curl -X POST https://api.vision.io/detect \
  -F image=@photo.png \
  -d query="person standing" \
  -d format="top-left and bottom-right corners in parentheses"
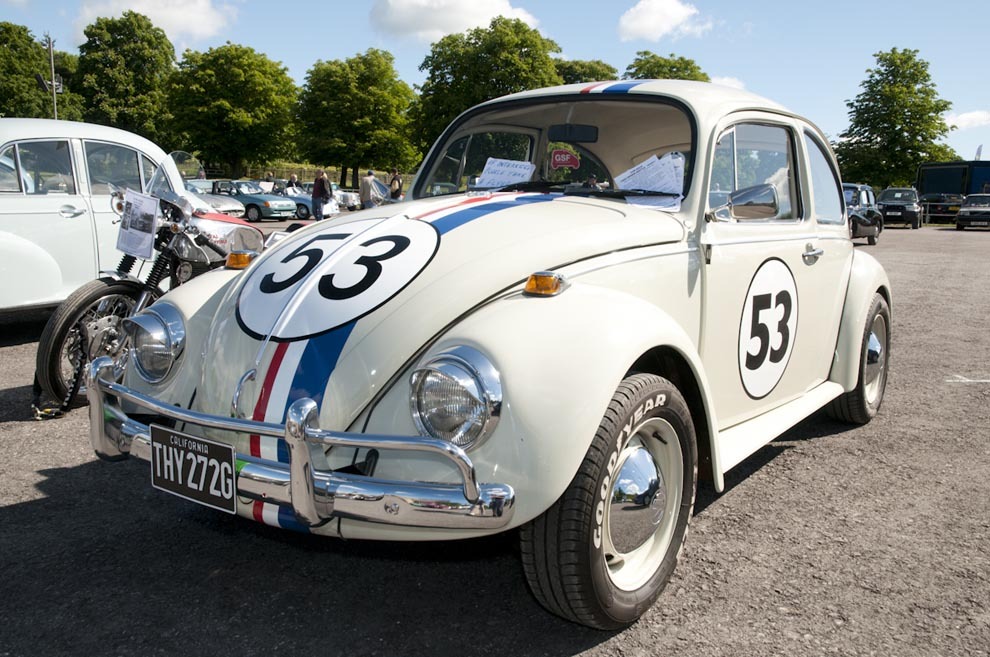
top-left (360, 170), bottom-right (380, 210)
top-left (312, 170), bottom-right (331, 221)
top-left (388, 168), bottom-right (403, 201)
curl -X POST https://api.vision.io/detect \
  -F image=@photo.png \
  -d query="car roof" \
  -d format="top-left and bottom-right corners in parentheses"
top-left (0, 118), bottom-right (169, 161)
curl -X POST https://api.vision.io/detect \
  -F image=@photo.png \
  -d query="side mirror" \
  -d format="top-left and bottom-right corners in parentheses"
top-left (707, 183), bottom-right (779, 222)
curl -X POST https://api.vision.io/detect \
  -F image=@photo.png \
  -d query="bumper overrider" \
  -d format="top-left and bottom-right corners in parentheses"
top-left (87, 356), bottom-right (515, 531)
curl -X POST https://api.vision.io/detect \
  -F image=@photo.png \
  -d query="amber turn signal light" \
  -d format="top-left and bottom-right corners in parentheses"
top-left (524, 271), bottom-right (569, 297)
top-left (226, 250), bottom-right (258, 270)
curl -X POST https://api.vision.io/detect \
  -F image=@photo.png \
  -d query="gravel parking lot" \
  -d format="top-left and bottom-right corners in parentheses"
top-left (1, 225), bottom-right (987, 657)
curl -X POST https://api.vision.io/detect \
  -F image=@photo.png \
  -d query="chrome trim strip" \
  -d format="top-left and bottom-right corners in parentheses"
top-left (87, 357), bottom-right (514, 531)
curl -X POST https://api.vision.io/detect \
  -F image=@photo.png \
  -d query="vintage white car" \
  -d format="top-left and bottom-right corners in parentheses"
top-left (88, 80), bottom-right (891, 630)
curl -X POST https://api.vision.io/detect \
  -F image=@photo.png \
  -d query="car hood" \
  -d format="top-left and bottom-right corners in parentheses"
top-left (194, 192), bottom-right (685, 429)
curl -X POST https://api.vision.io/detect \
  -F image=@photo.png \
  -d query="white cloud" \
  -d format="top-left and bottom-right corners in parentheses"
top-left (370, 0), bottom-right (538, 43)
top-left (946, 111), bottom-right (990, 131)
top-left (74, 0), bottom-right (236, 46)
top-left (617, 0), bottom-right (712, 43)
top-left (711, 76), bottom-right (745, 89)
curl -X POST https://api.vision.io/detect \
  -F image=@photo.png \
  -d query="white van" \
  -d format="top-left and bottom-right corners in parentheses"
top-left (0, 119), bottom-right (181, 312)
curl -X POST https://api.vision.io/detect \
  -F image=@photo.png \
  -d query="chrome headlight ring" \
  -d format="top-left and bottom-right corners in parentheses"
top-left (124, 303), bottom-right (186, 384)
top-left (409, 346), bottom-right (502, 450)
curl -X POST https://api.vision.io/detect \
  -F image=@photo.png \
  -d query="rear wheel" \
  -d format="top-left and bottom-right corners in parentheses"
top-left (295, 203), bottom-right (310, 219)
top-left (36, 278), bottom-right (148, 407)
top-left (868, 234), bottom-right (877, 245)
top-left (520, 373), bottom-right (697, 629)
top-left (826, 293), bottom-right (890, 424)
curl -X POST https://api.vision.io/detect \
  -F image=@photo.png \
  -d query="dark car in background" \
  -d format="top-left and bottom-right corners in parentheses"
top-left (843, 182), bottom-right (882, 244)
top-left (955, 194), bottom-right (990, 230)
top-left (877, 187), bottom-right (922, 229)
top-left (920, 192), bottom-right (964, 224)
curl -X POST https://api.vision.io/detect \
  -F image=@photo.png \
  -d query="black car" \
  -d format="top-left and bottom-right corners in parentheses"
top-left (920, 192), bottom-right (964, 224)
top-left (877, 187), bottom-right (922, 229)
top-left (955, 194), bottom-right (990, 230)
top-left (843, 182), bottom-right (882, 244)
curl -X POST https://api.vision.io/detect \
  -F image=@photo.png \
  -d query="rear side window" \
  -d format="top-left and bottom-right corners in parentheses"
top-left (85, 141), bottom-right (141, 195)
top-left (804, 133), bottom-right (843, 225)
top-left (18, 141), bottom-right (76, 195)
top-left (0, 145), bottom-right (22, 193)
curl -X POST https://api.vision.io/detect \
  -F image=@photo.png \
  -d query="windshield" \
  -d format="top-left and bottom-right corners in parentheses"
top-left (878, 189), bottom-right (917, 203)
top-left (236, 182), bottom-right (264, 195)
top-left (416, 97), bottom-right (693, 200)
top-left (963, 194), bottom-right (990, 207)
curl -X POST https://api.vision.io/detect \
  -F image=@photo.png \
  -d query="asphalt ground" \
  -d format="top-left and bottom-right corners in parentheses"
top-left (0, 224), bottom-right (987, 657)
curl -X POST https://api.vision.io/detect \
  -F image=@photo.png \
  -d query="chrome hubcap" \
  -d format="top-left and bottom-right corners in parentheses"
top-left (602, 417), bottom-right (683, 591)
top-left (864, 313), bottom-right (888, 404)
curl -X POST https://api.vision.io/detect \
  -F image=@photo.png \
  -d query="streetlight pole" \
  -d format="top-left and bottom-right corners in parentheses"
top-left (44, 33), bottom-right (57, 120)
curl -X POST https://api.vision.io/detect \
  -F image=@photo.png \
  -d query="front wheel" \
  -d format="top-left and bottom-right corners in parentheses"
top-left (520, 373), bottom-right (697, 629)
top-left (245, 205), bottom-right (262, 222)
top-left (826, 293), bottom-right (890, 424)
top-left (911, 216), bottom-right (920, 229)
top-left (35, 278), bottom-right (148, 407)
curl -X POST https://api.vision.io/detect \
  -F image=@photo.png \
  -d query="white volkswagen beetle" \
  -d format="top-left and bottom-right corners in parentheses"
top-left (88, 80), bottom-right (890, 630)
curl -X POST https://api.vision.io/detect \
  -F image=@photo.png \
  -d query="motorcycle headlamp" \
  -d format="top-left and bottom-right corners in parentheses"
top-left (409, 346), bottom-right (502, 450)
top-left (124, 303), bottom-right (186, 383)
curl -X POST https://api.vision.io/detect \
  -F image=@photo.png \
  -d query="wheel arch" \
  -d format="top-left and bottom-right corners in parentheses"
top-left (830, 249), bottom-right (892, 391)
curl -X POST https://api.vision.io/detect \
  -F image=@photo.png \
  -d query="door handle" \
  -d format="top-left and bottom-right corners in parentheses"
top-left (59, 205), bottom-right (87, 218)
top-left (802, 244), bottom-right (824, 262)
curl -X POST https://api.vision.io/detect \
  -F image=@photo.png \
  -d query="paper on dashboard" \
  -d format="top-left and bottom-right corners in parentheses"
top-left (615, 152), bottom-right (684, 210)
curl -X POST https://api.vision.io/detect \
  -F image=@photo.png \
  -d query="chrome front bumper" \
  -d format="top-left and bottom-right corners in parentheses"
top-left (87, 357), bottom-right (514, 531)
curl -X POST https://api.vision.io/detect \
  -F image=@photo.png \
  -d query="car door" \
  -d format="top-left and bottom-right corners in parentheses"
top-left (84, 140), bottom-right (160, 272)
top-left (699, 119), bottom-right (846, 430)
top-left (0, 139), bottom-right (97, 309)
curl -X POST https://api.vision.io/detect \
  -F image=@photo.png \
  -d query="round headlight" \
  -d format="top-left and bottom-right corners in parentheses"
top-left (124, 304), bottom-right (186, 383)
top-left (409, 346), bottom-right (501, 449)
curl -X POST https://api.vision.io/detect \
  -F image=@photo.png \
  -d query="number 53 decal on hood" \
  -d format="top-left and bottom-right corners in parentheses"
top-left (236, 216), bottom-right (440, 342)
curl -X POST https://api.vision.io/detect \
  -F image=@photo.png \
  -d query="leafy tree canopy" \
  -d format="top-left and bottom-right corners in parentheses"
top-left (623, 51), bottom-right (709, 81)
top-left (298, 48), bottom-right (417, 185)
top-left (555, 59), bottom-right (618, 84)
top-left (413, 17), bottom-right (562, 152)
top-left (0, 23), bottom-right (84, 120)
top-left (834, 48), bottom-right (958, 188)
top-left (169, 43), bottom-right (298, 177)
top-left (77, 11), bottom-right (174, 143)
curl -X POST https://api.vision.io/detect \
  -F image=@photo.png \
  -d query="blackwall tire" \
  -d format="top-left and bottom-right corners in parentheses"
top-left (868, 234), bottom-right (877, 246)
top-left (826, 293), bottom-right (891, 424)
top-left (296, 204), bottom-right (310, 220)
top-left (35, 278), bottom-right (146, 407)
top-left (245, 205), bottom-right (261, 222)
top-left (520, 373), bottom-right (697, 629)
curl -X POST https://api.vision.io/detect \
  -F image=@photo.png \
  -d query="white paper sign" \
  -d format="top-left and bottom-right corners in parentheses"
top-left (116, 189), bottom-right (159, 260)
top-left (614, 152), bottom-right (685, 210)
top-left (475, 158), bottom-right (536, 188)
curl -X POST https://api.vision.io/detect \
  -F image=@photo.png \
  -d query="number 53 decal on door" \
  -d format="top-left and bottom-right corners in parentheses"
top-left (738, 258), bottom-right (798, 399)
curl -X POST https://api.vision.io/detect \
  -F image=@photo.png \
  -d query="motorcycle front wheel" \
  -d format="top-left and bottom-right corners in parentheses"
top-left (35, 278), bottom-right (152, 407)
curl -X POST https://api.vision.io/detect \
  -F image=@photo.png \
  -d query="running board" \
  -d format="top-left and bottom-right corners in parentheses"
top-left (716, 382), bottom-right (844, 473)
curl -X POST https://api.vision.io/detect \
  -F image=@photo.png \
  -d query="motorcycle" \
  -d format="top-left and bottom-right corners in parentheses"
top-left (32, 152), bottom-right (264, 417)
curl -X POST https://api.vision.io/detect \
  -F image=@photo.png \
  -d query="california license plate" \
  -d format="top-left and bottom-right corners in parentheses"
top-left (151, 425), bottom-right (236, 514)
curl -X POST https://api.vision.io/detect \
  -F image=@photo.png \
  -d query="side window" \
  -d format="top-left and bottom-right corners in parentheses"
top-left (0, 145), bottom-right (22, 193)
top-left (141, 155), bottom-right (159, 191)
top-left (18, 140), bottom-right (76, 195)
top-left (859, 190), bottom-right (869, 207)
top-left (85, 141), bottom-right (141, 195)
top-left (803, 133), bottom-right (843, 225)
top-left (710, 124), bottom-right (796, 220)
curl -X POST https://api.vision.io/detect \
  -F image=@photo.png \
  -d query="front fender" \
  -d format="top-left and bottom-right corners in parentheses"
top-left (364, 282), bottom-right (717, 532)
top-left (830, 249), bottom-right (891, 391)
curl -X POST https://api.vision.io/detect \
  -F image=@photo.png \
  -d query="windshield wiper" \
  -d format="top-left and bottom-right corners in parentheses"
top-left (492, 181), bottom-right (568, 193)
top-left (568, 187), bottom-right (681, 199)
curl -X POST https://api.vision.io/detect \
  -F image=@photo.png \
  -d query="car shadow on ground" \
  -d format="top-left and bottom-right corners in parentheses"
top-left (0, 459), bottom-right (617, 656)
top-left (0, 313), bottom-right (49, 347)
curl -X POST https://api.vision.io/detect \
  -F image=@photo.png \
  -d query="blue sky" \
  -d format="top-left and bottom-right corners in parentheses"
top-left (6, 0), bottom-right (988, 161)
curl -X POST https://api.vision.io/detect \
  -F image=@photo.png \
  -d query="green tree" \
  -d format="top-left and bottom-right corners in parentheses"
top-left (555, 58), bottom-right (618, 84)
top-left (834, 48), bottom-right (958, 188)
top-left (298, 49), bottom-right (417, 187)
top-left (169, 44), bottom-right (297, 177)
top-left (0, 23), bottom-right (83, 120)
top-left (413, 17), bottom-right (563, 152)
top-left (623, 51), bottom-right (710, 81)
top-left (77, 12), bottom-right (175, 143)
